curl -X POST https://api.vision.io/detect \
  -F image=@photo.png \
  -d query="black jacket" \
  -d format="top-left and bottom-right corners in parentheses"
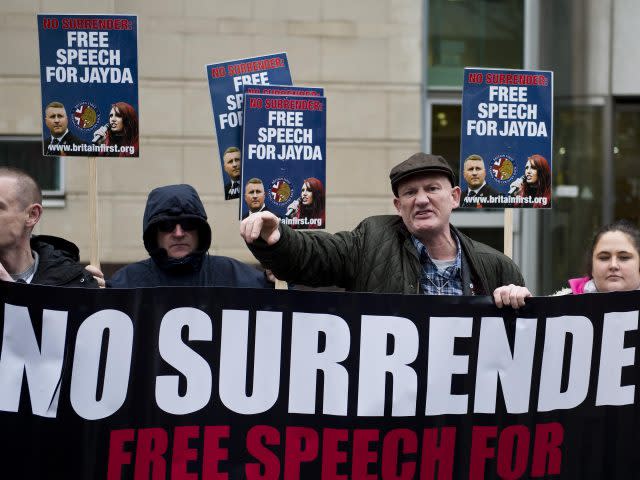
top-left (248, 215), bottom-right (523, 294)
top-left (224, 180), bottom-right (240, 200)
top-left (109, 184), bottom-right (270, 288)
top-left (30, 235), bottom-right (98, 287)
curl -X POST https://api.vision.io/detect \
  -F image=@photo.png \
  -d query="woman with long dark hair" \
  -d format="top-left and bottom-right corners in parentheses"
top-left (518, 154), bottom-right (551, 208)
top-left (94, 102), bottom-right (139, 156)
top-left (291, 177), bottom-right (325, 229)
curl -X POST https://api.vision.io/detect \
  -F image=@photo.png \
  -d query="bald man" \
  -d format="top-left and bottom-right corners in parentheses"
top-left (0, 167), bottom-right (98, 286)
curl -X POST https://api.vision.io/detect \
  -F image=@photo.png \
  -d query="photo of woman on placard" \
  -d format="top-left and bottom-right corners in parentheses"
top-left (93, 102), bottom-right (139, 157)
top-left (286, 177), bottom-right (325, 229)
top-left (510, 154), bottom-right (551, 208)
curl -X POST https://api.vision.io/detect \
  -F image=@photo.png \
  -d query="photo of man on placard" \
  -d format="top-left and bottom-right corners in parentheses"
top-left (460, 154), bottom-right (501, 208)
top-left (43, 101), bottom-right (84, 156)
top-left (223, 146), bottom-right (241, 200)
top-left (242, 178), bottom-right (269, 219)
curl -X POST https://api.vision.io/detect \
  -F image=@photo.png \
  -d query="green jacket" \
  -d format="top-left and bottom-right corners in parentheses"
top-left (248, 215), bottom-right (524, 294)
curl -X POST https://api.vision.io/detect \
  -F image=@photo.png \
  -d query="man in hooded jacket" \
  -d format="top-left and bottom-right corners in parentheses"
top-left (108, 184), bottom-right (271, 288)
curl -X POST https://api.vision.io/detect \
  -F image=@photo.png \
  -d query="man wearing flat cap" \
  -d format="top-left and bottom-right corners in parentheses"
top-left (240, 153), bottom-right (530, 307)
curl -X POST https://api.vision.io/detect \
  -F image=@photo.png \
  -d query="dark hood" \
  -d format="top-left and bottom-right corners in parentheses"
top-left (31, 234), bottom-right (81, 261)
top-left (142, 184), bottom-right (212, 255)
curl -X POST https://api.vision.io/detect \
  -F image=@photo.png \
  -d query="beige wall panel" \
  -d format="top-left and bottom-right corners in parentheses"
top-left (183, 83), bottom-right (219, 137)
top-left (612, 0), bottom-right (638, 94)
top-left (99, 195), bottom-right (148, 262)
top-left (326, 143), bottom-right (390, 196)
top-left (327, 89), bottom-right (388, 140)
top-left (115, 0), bottom-right (182, 17)
top-left (0, 1), bottom-right (39, 13)
top-left (1, 13), bottom-right (39, 30)
top-left (64, 158), bottom-right (89, 192)
top-left (0, 27), bottom-right (38, 76)
top-left (139, 31), bottom-right (184, 79)
top-left (251, 36), bottom-right (322, 82)
top-left (390, 0), bottom-right (422, 25)
top-left (97, 143), bottom-right (183, 193)
top-left (288, 21), bottom-right (356, 38)
top-left (583, 0), bottom-right (610, 95)
top-left (0, 81), bottom-right (41, 133)
top-left (321, 37), bottom-right (389, 82)
top-left (140, 86), bottom-right (183, 136)
top-left (218, 19), bottom-right (287, 36)
top-left (183, 33), bottom-right (254, 79)
top-left (388, 35), bottom-right (421, 83)
top-left (388, 91), bottom-right (421, 140)
top-left (356, 23), bottom-right (399, 38)
top-left (183, 143), bottom-right (222, 196)
top-left (40, 1), bottom-right (106, 12)
top-left (184, 0), bottom-right (252, 19)
top-left (322, 0), bottom-right (389, 23)
top-left (254, 0), bottom-right (322, 22)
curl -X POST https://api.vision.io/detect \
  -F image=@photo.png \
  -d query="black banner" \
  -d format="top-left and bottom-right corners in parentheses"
top-left (1, 282), bottom-right (639, 479)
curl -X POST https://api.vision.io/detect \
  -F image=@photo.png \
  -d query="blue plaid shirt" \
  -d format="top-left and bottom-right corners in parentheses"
top-left (412, 234), bottom-right (463, 295)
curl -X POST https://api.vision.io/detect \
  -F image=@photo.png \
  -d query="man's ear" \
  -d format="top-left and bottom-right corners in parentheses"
top-left (393, 197), bottom-right (401, 214)
top-left (451, 186), bottom-right (461, 209)
top-left (25, 203), bottom-right (43, 228)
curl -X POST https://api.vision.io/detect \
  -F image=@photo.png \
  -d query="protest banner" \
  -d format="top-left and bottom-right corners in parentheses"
top-left (38, 14), bottom-right (139, 158)
top-left (205, 54), bottom-right (293, 200)
top-left (1, 282), bottom-right (640, 478)
top-left (459, 68), bottom-right (553, 210)
top-left (241, 93), bottom-right (326, 228)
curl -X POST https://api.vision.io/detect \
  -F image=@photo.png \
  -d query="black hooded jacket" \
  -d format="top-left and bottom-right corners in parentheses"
top-left (30, 235), bottom-right (98, 287)
top-left (108, 184), bottom-right (271, 288)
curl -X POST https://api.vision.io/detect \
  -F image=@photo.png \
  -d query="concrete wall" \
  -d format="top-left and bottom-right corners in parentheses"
top-left (612, 0), bottom-right (640, 95)
top-left (0, 0), bottom-right (423, 264)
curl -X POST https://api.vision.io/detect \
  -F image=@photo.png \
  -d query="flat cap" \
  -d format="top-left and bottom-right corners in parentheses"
top-left (389, 153), bottom-right (455, 196)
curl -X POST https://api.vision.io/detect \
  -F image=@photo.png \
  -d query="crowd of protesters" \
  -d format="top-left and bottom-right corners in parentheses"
top-left (3, 154), bottom-right (639, 303)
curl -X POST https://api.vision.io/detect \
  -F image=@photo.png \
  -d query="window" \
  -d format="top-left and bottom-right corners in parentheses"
top-left (538, 103), bottom-right (604, 294)
top-left (427, 0), bottom-right (524, 88)
top-left (613, 101), bottom-right (640, 224)
top-left (0, 136), bottom-right (63, 196)
top-left (430, 103), bottom-right (462, 179)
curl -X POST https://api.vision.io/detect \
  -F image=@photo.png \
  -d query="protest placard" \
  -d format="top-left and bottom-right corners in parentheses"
top-left (241, 93), bottom-right (326, 228)
top-left (2, 282), bottom-right (640, 478)
top-left (243, 84), bottom-right (324, 97)
top-left (205, 54), bottom-right (292, 200)
top-left (38, 14), bottom-right (139, 158)
top-left (459, 68), bottom-right (553, 209)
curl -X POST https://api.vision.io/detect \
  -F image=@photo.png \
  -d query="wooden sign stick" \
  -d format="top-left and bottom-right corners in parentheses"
top-left (88, 157), bottom-right (100, 268)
